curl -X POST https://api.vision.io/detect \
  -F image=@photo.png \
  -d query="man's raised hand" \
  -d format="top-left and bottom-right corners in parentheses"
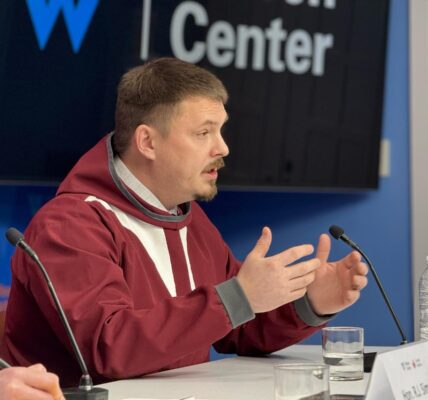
top-left (237, 227), bottom-right (320, 313)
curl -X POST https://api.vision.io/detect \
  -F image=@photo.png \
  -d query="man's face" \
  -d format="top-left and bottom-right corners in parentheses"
top-left (153, 96), bottom-right (229, 206)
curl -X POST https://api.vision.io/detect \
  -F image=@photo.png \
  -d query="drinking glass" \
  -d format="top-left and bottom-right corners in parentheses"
top-left (274, 363), bottom-right (330, 400)
top-left (322, 326), bottom-right (364, 381)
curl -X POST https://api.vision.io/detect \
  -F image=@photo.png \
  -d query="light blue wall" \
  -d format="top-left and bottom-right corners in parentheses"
top-left (0, 0), bottom-right (410, 347)
top-left (204, 0), bottom-right (411, 347)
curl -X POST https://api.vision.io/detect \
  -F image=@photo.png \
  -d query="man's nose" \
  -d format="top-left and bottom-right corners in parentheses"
top-left (214, 134), bottom-right (229, 158)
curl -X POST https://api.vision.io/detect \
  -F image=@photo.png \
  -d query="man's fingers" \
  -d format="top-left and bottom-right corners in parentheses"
top-left (28, 363), bottom-right (48, 373)
top-left (355, 260), bottom-right (369, 275)
top-left (352, 275), bottom-right (368, 291)
top-left (315, 233), bottom-right (331, 263)
top-left (273, 244), bottom-right (314, 266)
top-left (285, 258), bottom-right (320, 280)
top-left (340, 251), bottom-right (363, 270)
top-left (287, 287), bottom-right (308, 302)
top-left (250, 227), bottom-right (272, 258)
top-left (345, 288), bottom-right (361, 304)
top-left (22, 369), bottom-right (63, 400)
top-left (4, 382), bottom-right (55, 400)
top-left (288, 271), bottom-right (317, 292)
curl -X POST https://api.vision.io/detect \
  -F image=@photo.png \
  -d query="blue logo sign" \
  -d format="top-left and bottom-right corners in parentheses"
top-left (26, 0), bottom-right (100, 53)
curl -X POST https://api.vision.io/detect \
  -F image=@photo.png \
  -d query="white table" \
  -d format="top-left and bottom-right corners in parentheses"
top-left (98, 345), bottom-right (389, 399)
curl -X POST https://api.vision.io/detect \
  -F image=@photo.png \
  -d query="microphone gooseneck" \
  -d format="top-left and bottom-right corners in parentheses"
top-left (0, 358), bottom-right (11, 369)
top-left (328, 225), bottom-right (407, 345)
top-left (5, 227), bottom-right (108, 400)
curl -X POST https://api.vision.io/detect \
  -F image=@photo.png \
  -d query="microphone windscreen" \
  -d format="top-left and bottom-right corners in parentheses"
top-left (329, 225), bottom-right (344, 240)
top-left (5, 227), bottom-right (24, 247)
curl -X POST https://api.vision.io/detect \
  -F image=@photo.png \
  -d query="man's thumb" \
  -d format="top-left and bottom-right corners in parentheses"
top-left (251, 227), bottom-right (272, 258)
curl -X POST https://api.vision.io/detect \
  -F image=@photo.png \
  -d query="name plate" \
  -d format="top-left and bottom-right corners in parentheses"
top-left (366, 341), bottom-right (428, 400)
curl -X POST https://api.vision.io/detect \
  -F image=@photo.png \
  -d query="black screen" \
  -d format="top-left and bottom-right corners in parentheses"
top-left (0, 0), bottom-right (389, 189)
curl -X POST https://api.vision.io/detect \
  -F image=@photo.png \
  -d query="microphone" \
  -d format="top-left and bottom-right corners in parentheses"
top-left (5, 227), bottom-right (108, 400)
top-left (329, 225), bottom-right (407, 345)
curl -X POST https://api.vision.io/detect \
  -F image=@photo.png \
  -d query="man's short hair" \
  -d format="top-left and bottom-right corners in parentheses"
top-left (113, 57), bottom-right (228, 155)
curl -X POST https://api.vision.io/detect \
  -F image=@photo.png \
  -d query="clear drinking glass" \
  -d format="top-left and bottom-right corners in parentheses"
top-left (322, 326), bottom-right (364, 381)
top-left (274, 363), bottom-right (330, 400)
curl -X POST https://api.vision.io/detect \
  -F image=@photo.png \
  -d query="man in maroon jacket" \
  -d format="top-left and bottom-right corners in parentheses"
top-left (1, 58), bottom-right (368, 386)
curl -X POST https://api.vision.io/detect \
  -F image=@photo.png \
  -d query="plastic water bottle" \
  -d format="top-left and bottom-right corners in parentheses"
top-left (420, 256), bottom-right (428, 340)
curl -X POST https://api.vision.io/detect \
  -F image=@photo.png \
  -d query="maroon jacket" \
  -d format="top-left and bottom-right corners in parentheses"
top-left (1, 134), bottom-right (324, 386)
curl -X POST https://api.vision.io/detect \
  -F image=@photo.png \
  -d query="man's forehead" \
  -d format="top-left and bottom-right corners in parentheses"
top-left (199, 113), bottom-right (229, 126)
top-left (175, 96), bottom-right (228, 124)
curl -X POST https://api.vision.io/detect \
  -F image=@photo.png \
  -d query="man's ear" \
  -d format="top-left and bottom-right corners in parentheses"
top-left (134, 124), bottom-right (156, 160)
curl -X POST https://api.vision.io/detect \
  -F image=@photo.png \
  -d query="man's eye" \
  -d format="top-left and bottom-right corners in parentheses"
top-left (198, 131), bottom-right (209, 136)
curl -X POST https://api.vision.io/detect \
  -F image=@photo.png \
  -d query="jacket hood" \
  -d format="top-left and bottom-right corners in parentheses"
top-left (57, 133), bottom-right (192, 230)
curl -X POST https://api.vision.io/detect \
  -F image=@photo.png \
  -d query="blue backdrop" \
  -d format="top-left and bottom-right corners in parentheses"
top-left (0, 0), bottom-right (410, 348)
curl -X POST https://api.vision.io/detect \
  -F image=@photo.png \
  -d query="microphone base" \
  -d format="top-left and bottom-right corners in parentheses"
top-left (63, 387), bottom-right (108, 400)
top-left (363, 351), bottom-right (376, 373)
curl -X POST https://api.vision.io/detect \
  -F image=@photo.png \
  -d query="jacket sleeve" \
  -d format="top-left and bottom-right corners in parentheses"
top-left (13, 199), bottom-right (237, 381)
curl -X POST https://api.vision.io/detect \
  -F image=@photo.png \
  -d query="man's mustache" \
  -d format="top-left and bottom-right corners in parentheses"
top-left (206, 158), bottom-right (225, 171)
